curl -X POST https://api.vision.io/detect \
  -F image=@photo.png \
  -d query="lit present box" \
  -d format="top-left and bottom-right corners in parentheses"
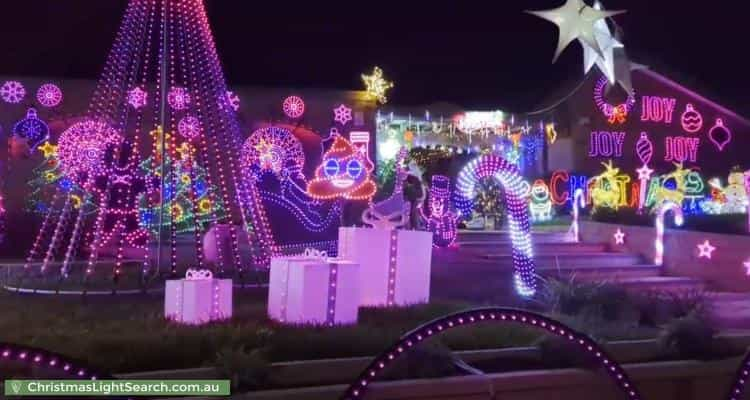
top-left (165, 269), bottom-right (233, 325)
top-left (338, 227), bottom-right (432, 307)
top-left (268, 250), bottom-right (360, 326)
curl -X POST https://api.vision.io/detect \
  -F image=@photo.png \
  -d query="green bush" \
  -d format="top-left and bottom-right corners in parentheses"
top-left (658, 313), bottom-right (717, 360)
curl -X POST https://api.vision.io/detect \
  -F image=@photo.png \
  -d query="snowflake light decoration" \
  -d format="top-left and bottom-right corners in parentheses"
top-left (57, 120), bottom-right (123, 180)
top-left (283, 95), bottom-right (305, 119)
top-left (333, 104), bottom-right (353, 125)
top-left (178, 116), bottom-right (202, 140)
top-left (1, 80), bottom-right (26, 104)
top-left (36, 83), bottom-right (63, 107)
top-left (361, 66), bottom-right (394, 104)
top-left (13, 108), bottom-right (50, 151)
top-left (167, 87), bottom-right (191, 110)
top-left (225, 90), bottom-right (240, 111)
top-left (242, 126), bottom-right (305, 177)
top-left (127, 86), bottom-right (147, 109)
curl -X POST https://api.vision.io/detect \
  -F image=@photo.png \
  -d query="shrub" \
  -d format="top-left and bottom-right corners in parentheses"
top-left (658, 313), bottom-right (717, 360)
top-left (214, 346), bottom-right (270, 391)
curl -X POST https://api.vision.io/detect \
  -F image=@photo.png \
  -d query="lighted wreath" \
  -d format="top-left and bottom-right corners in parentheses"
top-left (594, 76), bottom-right (636, 125)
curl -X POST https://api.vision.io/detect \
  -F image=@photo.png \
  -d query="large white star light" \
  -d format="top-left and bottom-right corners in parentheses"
top-left (582, 1), bottom-right (624, 85)
top-left (527, 0), bottom-right (626, 62)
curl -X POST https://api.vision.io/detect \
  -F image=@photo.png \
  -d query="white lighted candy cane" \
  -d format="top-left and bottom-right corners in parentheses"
top-left (654, 201), bottom-right (684, 266)
top-left (570, 189), bottom-right (586, 243)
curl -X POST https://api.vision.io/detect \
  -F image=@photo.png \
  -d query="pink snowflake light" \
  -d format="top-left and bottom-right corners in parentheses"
top-left (333, 104), bottom-right (353, 125)
top-left (178, 116), bottom-right (202, 140)
top-left (167, 87), bottom-right (191, 110)
top-left (36, 84), bottom-right (63, 107)
top-left (1, 81), bottom-right (26, 104)
top-left (283, 95), bottom-right (305, 119)
top-left (127, 87), bottom-right (147, 109)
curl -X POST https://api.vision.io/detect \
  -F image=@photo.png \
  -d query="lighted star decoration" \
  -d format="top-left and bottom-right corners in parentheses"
top-left (38, 141), bottom-right (58, 158)
top-left (697, 240), bottom-right (716, 259)
top-left (744, 259), bottom-right (750, 276)
top-left (613, 228), bottom-right (625, 245)
top-left (333, 104), bottom-right (353, 125)
top-left (361, 66), bottom-right (394, 104)
top-left (581, 1), bottom-right (626, 86)
top-left (527, 0), bottom-right (626, 63)
top-left (636, 165), bottom-right (654, 181)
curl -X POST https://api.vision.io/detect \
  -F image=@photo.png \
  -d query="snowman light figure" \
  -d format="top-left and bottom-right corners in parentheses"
top-left (529, 179), bottom-right (553, 222)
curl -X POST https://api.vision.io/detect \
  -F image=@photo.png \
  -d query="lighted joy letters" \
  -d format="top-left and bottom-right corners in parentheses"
top-left (664, 137), bottom-right (699, 163)
top-left (589, 131), bottom-right (625, 157)
top-left (641, 96), bottom-right (676, 124)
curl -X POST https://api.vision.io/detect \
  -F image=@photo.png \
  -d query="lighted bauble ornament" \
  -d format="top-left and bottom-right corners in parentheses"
top-left (57, 120), bottom-right (123, 180)
top-left (178, 115), bottom-right (202, 140)
top-left (635, 132), bottom-right (654, 165)
top-left (282, 95), bottom-right (305, 119)
top-left (167, 87), bottom-right (191, 110)
top-left (681, 104), bottom-right (703, 133)
top-left (708, 118), bottom-right (732, 151)
top-left (12, 108), bottom-right (50, 153)
top-left (36, 83), bottom-right (63, 107)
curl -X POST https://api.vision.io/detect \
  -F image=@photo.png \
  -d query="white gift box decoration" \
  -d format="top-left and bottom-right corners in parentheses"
top-left (338, 227), bottom-right (432, 307)
top-left (268, 249), bottom-right (360, 326)
top-left (165, 269), bottom-right (233, 325)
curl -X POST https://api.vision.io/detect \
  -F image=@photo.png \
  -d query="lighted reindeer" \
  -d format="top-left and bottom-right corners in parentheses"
top-left (651, 163), bottom-right (689, 211)
top-left (590, 161), bottom-right (630, 212)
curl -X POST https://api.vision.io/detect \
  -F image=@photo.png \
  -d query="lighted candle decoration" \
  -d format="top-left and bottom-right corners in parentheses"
top-left (654, 201), bottom-right (684, 266)
top-left (635, 132), bottom-right (653, 211)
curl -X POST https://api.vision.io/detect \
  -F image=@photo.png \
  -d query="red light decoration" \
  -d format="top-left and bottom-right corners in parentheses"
top-left (306, 135), bottom-right (375, 201)
top-left (549, 170), bottom-right (570, 205)
top-left (594, 76), bottom-right (635, 125)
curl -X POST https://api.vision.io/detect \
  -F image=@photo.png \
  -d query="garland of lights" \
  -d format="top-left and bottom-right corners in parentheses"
top-left (0, 342), bottom-right (112, 380)
top-left (340, 308), bottom-right (642, 400)
top-left (454, 155), bottom-right (536, 296)
top-left (727, 351), bottom-right (750, 400)
top-left (594, 76), bottom-right (636, 124)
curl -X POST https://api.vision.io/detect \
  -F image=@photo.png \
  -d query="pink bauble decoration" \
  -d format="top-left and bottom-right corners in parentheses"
top-left (167, 87), bottom-right (191, 110)
top-left (1, 81), bottom-right (26, 104)
top-left (282, 95), bottom-right (305, 119)
top-left (178, 116), bottom-right (202, 140)
top-left (681, 104), bottom-right (703, 133)
top-left (36, 84), bottom-right (63, 107)
top-left (127, 87), bottom-right (148, 109)
top-left (708, 118), bottom-right (732, 151)
top-left (57, 120), bottom-right (122, 180)
top-left (635, 132), bottom-right (654, 165)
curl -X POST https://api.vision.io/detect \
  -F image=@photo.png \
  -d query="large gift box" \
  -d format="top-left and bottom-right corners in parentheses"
top-left (268, 250), bottom-right (360, 325)
top-left (165, 269), bottom-right (233, 325)
top-left (338, 227), bottom-right (432, 307)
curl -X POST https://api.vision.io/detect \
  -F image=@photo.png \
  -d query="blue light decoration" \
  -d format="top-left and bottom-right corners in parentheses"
top-left (569, 174), bottom-right (588, 206)
top-left (346, 159), bottom-right (363, 179)
top-left (454, 155), bottom-right (536, 297)
top-left (324, 159), bottom-right (340, 178)
top-left (58, 178), bottom-right (74, 192)
top-left (12, 108), bottom-right (50, 154)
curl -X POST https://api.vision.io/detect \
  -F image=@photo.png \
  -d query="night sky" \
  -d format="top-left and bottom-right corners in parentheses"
top-left (1, 1), bottom-right (747, 113)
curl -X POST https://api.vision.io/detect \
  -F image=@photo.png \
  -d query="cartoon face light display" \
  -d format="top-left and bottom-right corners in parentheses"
top-left (307, 135), bottom-right (376, 201)
top-left (529, 179), bottom-right (553, 222)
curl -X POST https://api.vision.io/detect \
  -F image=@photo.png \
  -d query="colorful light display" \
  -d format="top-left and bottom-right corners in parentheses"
top-left (361, 66), bottom-right (394, 104)
top-left (708, 118), bottom-right (732, 151)
top-left (362, 148), bottom-right (409, 230)
top-left (282, 95), bottom-right (305, 119)
top-left (0, 80), bottom-right (26, 103)
top-left (455, 155), bottom-right (536, 296)
top-left (588, 131), bottom-right (625, 157)
top-left (654, 201), bottom-right (684, 266)
top-left (641, 96), bottom-right (676, 124)
top-left (167, 86), bottom-right (191, 110)
top-left (333, 104), bottom-right (353, 125)
top-left (590, 161), bottom-right (630, 211)
top-left (242, 126), bottom-right (305, 178)
top-left (529, 179), bottom-right (553, 222)
top-left (594, 76), bottom-right (636, 124)
top-left (341, 308), bottom-right (642, 400)
top-left (307, 135), bottom-right (375, 201)
top-left (680, 104), bottom-right (703, 133)
top-left (56, 120), bottom-right (122, 181)
top-left (12, 108), bottom-right (50, 154)
top-left (664, 137), bottom-right (700, 163)
top-left (421, 175), bottom-right (458, 248)
top-left (127, 86), bottom-right (148, 109)
top-left (177, 116), bottom-right (202, 140)
top-left (549, 170), bottom-right (570, 205)
top-left (36, 83), bottom-right (63, 107)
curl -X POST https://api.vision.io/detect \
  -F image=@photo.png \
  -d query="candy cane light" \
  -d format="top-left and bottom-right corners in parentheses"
top-left (455, 155), bottom-right (536, 296)
top-left (655, 201), bottom-right (684, 266)
top-left (569, 188), bottom-right (586, 243)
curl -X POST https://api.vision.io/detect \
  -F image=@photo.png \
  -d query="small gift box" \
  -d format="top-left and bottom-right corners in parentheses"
top-left (165, 269), bottom-right (233, 325)
top-left (268, 249), bottom-right (360, 326)
top-left (338, 227), bottom-right (432, 307)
